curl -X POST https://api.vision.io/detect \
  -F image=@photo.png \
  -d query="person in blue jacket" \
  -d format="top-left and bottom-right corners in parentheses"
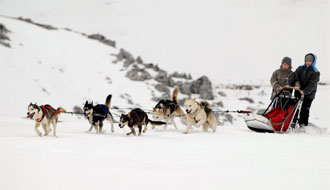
top-left (286, 53), bottom-right (320, 127)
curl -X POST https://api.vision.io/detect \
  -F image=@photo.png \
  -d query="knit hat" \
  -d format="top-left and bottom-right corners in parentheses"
top-left (281, 57), bottom-right (292, 67)
top-left (305, 54), bottom-right (314, 63)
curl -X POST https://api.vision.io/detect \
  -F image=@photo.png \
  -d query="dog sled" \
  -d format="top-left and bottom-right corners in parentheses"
top-left (244, 88), bottom-right (304, 133)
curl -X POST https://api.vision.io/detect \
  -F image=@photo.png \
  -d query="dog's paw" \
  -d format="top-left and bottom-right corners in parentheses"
top-left (111, 129), bottom-right (115, 133)
top-left (183, 131), bottom-right (189, 134)
top-left (126, 133), bottom-right (131, 136)
top-left (43, 133), bottom-right (48, 136)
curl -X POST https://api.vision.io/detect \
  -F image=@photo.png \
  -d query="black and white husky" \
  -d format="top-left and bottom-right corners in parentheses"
top-left (83, 94), bottom-right (115, 134)
top-left (152, 86), bottom-right (186, 129)
top-left (27, 103), bottom-right (67, 137)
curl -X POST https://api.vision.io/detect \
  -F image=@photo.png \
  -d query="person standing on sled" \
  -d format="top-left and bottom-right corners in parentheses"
top-left (270, 57), bottom-right (296, 100)
top-left (285, 53), bottom-right (320, 127)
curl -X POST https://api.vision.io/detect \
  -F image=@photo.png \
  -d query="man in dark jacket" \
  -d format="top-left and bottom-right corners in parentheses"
top-left (270, 57), bottom-right (295, 99)
top-left (286, 53), bottom-right (320, 126)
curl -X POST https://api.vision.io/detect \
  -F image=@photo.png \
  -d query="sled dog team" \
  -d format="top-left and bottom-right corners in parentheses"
top-left (27, 86), bottom-right (217, 137)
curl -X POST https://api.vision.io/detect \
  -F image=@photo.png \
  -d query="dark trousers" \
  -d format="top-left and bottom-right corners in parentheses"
top-left (299, 98), bottom-right (314, 125)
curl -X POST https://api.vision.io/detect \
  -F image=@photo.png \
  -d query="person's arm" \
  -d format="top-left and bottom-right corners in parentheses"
top-left (286, 67), bottom-right (300, 87)
top-left (270, 70), bottom-right (281, 90)
top-left (303, 72), bottom-right (320, 96)
top-left (288, 72), bottom-right (301, 90)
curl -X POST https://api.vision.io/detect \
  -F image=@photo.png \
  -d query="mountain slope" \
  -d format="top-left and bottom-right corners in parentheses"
top-left (0, 16), bottom-right (174, 117)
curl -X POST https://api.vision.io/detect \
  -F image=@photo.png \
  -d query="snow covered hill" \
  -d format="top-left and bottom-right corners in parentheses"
top-left (1, 0), bottom-right (329, 83)
top-left (0, 16), bottom-right (216, 119)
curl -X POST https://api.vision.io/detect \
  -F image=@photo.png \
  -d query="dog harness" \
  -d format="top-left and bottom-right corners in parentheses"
top-left (37, 105), bottom-right (59, 122)
top-left (92, 104), bottom-right (109, 125)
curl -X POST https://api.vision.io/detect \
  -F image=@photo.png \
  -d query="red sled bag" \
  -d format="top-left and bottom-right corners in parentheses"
top-left (264, 105), bottom-right (295, 132)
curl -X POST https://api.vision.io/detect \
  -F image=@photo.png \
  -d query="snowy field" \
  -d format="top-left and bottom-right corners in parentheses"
top-left (1, 0), bottom-right (330, 189)
top-left (1, 115), bottom-right (330, 190)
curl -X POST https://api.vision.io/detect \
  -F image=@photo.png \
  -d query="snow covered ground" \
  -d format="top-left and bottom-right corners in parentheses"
top-left (1, 1), bottom-right (330, 189)
top-left (1, 115), bottom-right (330, 190)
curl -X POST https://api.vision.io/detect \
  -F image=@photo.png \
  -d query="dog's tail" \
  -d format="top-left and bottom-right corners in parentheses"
top-left (55, 107), bottom-right (67, 115)
top-left (148, 119), bottom-right (166, 127)
top-left (105, 94), bottom-right (112, 108)
top-left (172, 85), bottom-right (179, 104)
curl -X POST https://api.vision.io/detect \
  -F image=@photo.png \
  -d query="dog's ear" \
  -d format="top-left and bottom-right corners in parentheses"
top-left (192, 98), bottom-right (196, 102)
top-left (85, 101), bottom-right (88, 105)
top-left (153, 107), bottom-right (156, 111)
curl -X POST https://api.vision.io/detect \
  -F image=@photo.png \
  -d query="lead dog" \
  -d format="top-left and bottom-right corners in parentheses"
top-left (83, 94), bottom-right (115, 134)
top-left (183, 98), bottom-right (217, 134)
top-left (119, 108), bottom-right (166, 136)
top-left (27, 103), bottom-right (67, 137)
top-left (152, 86), bottom-right (186, 129)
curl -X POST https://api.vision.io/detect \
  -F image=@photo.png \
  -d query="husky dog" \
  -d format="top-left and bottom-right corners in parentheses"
top-left (183, 98), bottom-right (217, 134)
top-left (83, 94), bottom-right (115, 134)
top-left (119, 108), bottom-right (166, 136)
top-left (27, 103), bottom-right (67, 137)
top-left (152, 86), bottom-right (186, 129)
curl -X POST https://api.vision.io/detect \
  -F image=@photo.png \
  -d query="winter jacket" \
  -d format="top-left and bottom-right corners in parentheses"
top-left (287, 53), bottom-right (320, 99)
top-left (270, 68), bottom-right (294, 99)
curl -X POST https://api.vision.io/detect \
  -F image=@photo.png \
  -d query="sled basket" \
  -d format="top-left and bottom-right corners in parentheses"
top-left (244, 89), bottom-right (304, 133)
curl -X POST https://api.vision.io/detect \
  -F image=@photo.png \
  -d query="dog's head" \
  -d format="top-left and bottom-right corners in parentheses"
top-left (184, 98), bottom-right (198, 114)
top-left (27, 102), bottom-right (40, 119)
top-left (83, 101), bottom-right (94, 116)
top-left (119, 114), bottom-right (129, 128)
top-left (152, 107), bottom-right (165, 121)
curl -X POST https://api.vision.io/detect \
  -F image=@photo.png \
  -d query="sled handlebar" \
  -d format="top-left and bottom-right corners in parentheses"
top-left (282, 86), bottom-right (304, 95)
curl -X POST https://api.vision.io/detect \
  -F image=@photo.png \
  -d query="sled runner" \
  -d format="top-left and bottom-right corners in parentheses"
top-left (244, 88), bottom-right (304, 133)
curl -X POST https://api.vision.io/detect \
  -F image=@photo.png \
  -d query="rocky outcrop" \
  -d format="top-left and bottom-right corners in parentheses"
top-left (136, 56), bottom-right (143, 64)
top-left (170, 71), bottom-right (192, 80)
top-left (144, 63), bottom-right (161, 72)
top-left (239, 97), bottom-right (254, 103)
top-left (176, 76), bottom-right (214, 100)
top-left (154, 83), bottom-right (170, 94)
top-left (126, 67), bottom-right (151, 81)
top-left (17, 17), bottom-right (57, 30)
top-left (113, 48), bottom-right (135, 67)
top-left (0, 23), bottom-right (10, 47)
top-left (191, 76), bottom-right (214, 99)
top-left (154, 71), bottom-right (175, 87)
top-left (88, 34), bottom-right (116, 48)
